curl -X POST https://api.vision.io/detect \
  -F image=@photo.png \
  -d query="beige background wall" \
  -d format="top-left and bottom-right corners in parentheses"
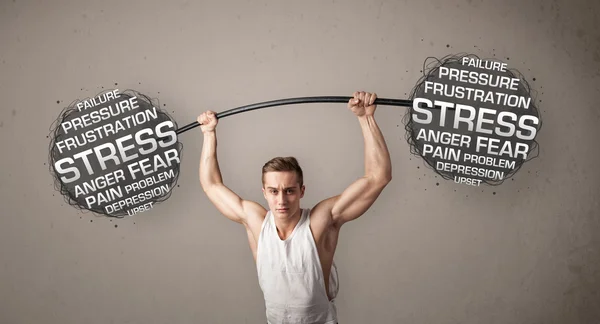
top-left (1, 0), bottom-right (599, 323)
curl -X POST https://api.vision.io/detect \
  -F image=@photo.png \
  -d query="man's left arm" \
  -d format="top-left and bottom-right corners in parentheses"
top-left (318, 91), bottom-right (392, 227)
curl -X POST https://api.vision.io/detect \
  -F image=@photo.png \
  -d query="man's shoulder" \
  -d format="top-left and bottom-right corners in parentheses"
top-left (307, 199), bottom-right (337, 229)
top-left (244, 202), bottom-right (268, 229)
top-left (309, 196), bottom-right (338, 217)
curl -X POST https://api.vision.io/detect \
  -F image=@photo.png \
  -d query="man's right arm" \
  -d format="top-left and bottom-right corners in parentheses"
top-left (198, 111), bottom-right (265, 224)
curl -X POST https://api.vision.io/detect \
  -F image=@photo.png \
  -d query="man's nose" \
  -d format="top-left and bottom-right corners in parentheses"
top-left (277, 191), bottom-right (287, 202)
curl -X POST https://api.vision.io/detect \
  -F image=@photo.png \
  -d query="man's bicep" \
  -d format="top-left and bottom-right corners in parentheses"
top-left (330, 176), bottom-right (388, 225)
top-left (204, 184), bottom-right (265, 224)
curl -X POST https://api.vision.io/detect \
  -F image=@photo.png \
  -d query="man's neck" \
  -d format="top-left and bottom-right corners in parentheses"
top-left (274, 208), bottom-right (302, 240)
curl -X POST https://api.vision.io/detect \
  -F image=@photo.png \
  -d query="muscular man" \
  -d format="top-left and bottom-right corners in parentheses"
top-left (198, 91), bottom-right (392, 324)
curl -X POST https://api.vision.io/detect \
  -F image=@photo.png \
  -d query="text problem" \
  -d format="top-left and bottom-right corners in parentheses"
top-left (50, 90), bottom-right (181, 216)
top-left (408, 55), bottom-right (540, 186)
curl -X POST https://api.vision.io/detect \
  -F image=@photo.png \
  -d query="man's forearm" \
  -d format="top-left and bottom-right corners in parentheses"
top-left (358, 115), bottom-right (392, 181)
top-left (199, 131), bottom-right (224, 190)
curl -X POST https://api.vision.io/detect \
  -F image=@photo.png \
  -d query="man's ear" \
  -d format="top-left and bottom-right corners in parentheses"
top-left (300, 185), bottom-right (305, 198)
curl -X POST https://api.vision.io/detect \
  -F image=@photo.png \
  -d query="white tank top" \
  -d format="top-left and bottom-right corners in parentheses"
top-left (256, 208), bottom-right (339, 324)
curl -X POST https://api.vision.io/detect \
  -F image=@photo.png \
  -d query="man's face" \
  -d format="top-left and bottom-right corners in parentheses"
top-left (262, 171), bottom-right (305, 219)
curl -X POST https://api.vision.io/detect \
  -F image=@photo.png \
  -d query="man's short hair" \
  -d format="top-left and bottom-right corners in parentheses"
top-left (262, 156), bottom-right (304, 188)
